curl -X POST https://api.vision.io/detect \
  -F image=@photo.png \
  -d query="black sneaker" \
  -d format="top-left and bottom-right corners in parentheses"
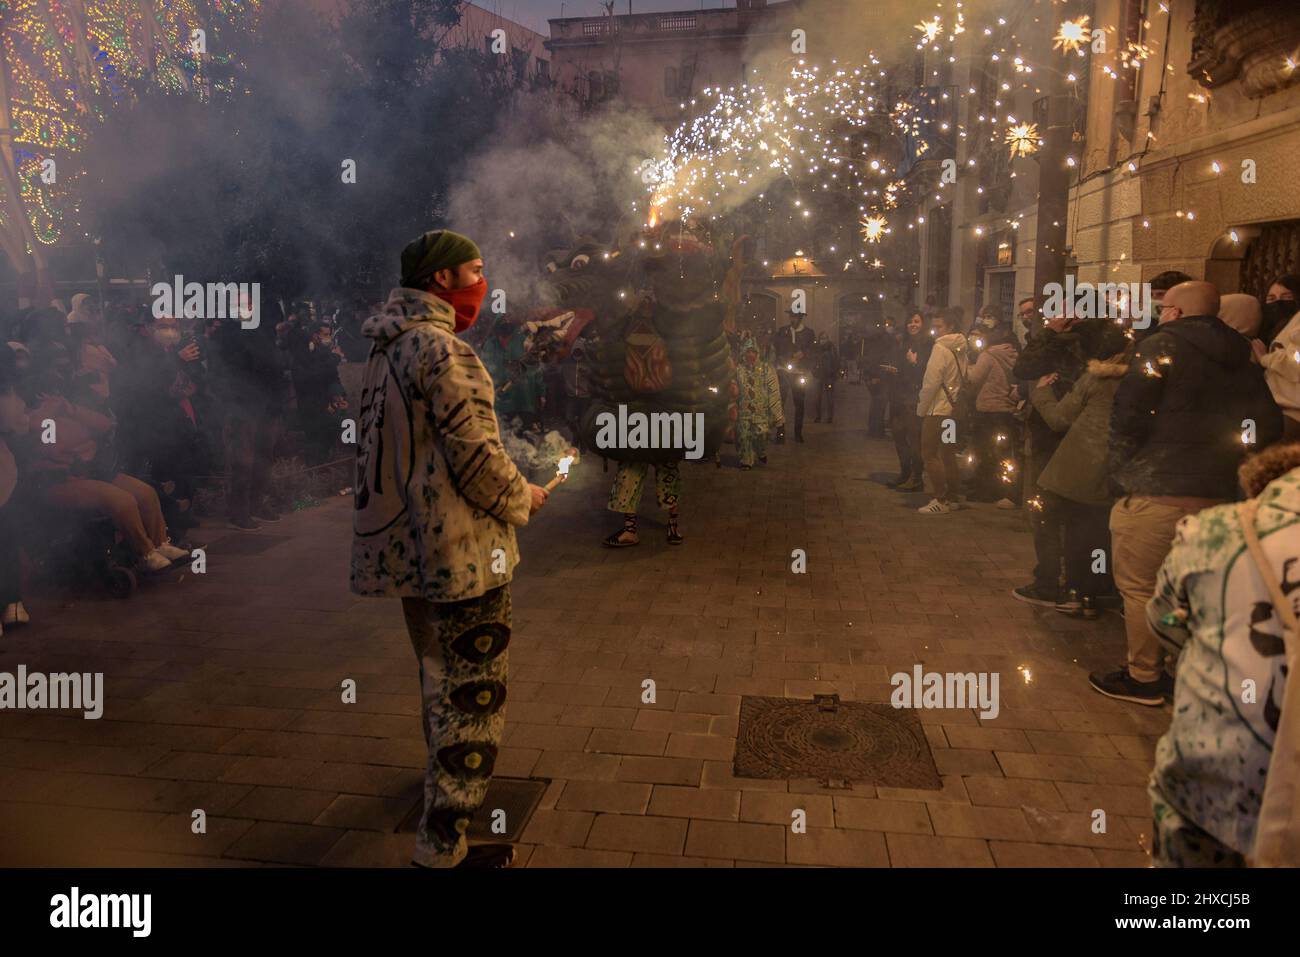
top-left (1055, 589), bottom-right (1083, 615)
top-left (227, 515), bottom-right (259, 531)
top-left (1012, 584), bottom-right (1060, 607)
top-left (456, 843), bottom-right (515, 868)
top-left (410, 843), bottom-right (517, 869)
top-left (1087, 668), bottom-right (1171, 707)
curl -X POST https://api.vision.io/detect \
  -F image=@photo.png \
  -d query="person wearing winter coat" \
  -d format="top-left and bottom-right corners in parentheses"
top-left (1029, 324), bottom-right (1130, 618)
top-left (211, 302), bottom-right (288, 529)
top-left (1258, 272), bottom-right (1300, 346)
top-left (812, 339), bottom-right (840, 424)
top-left (351, 229), bottom-right (548, 871)
top-left (293, 322), bottom-right (345, 464)
top-left (1010, 313), bottom-right (1115, 606)
top-left (915, 310), bottom-right (968, 514)
top-left (1256, 280), bottom-right (1300, 439)
top-left (734, 333), bottom-right (783, 468)
top-left (882, 312), bottom-right (932, 490)
top-left (1146, 443), bottom-right (1300, 866)
top-left (773, 308), bottom-right (816, 442)
top-left (1093, 281), bottom-right (1284, 707)
top-left (967, 313), bottom-right (1021, 505)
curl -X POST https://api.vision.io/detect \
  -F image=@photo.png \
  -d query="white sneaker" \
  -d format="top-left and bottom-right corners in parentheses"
top-left (156, 542), bottom-right (189, 561)
top-left (2, 602), bottom-right (29, 626)
top-left (995, 498), bottom-right (1018, 510)
top-left (917, 499), bottom-right (951, 514)
top-left (142, 550), bottom-right (173, 572)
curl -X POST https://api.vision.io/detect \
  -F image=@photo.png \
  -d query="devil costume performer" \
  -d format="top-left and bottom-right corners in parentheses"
top-left (578, 231), bottom-right (737, 546)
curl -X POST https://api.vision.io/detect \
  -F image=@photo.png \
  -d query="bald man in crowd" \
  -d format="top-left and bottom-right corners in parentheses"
top-left (1090, 281), bottom-right (1283, 706)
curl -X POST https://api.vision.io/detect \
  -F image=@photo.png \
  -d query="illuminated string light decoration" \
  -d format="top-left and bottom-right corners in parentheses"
top-left (1052, 16), bottom-right (1090, 55)
top-left (1005, 122), bottom-right (1041, 158)
top-left (0, 0), bottom-right (260, 280)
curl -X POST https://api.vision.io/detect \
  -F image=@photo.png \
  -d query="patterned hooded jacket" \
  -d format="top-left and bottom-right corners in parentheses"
top-left (351, 288), bottom-right (532, 602)
top-left (735, 335), bottom-right (783, 433)
top-left (1147, 470), bottom-right (1299, 856)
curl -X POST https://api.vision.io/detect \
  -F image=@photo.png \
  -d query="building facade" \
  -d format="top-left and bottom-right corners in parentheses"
top-left (1070, 0), bottom-right (1300, 295)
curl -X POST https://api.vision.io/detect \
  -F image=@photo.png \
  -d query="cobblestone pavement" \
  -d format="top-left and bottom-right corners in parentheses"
top-left (0, 384), bottom-right (1165, 867)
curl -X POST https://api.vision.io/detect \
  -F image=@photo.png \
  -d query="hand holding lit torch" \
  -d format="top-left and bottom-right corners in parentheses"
top-left (544, 448), bottom-right (579, 492)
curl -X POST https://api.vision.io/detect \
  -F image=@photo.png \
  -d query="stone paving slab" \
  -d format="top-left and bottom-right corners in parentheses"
top-left (0, 385), bottom-right (1162, 866)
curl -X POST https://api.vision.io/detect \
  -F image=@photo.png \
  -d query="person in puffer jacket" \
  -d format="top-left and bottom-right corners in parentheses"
top-left (351, 229), bottom-right (549, 871)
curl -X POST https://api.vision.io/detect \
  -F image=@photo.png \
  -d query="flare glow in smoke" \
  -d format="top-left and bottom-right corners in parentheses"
top-left (1053, 17), bottom-right (1090, 55)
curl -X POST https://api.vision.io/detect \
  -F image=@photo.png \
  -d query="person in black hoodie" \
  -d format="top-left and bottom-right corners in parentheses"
top-left (1090, 281), bottom-right (1284, 706)
top-left (882, 311), bottom-right (932, 489)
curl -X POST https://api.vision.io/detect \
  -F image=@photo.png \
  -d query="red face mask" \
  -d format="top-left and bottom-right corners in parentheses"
top-left (434, 277), bottom-right (488, 332)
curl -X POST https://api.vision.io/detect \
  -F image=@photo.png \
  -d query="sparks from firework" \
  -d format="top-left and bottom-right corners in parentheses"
top-left (916, 17), bottom-right (943, 45)
top-left (1005, 123), bottom-right (1041, 159)
top-left (1053, 16), bottom-right (1090, 55)
top-left (861, 215), bottom-right (888, 243)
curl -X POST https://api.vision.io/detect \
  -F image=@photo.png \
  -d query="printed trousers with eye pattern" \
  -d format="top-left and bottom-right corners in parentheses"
top-left (401, 585), bottom-right (511, 868)
top-left (607, 460), bottom-right (681, 513)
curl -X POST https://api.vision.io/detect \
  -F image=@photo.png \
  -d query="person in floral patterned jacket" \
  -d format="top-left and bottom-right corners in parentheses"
top-left (734, 333), bottom-right (783, 469)
top-left (1146, 443), bottom-right (1300, 866)
top-left (351, 230), bottom-right (549, 870)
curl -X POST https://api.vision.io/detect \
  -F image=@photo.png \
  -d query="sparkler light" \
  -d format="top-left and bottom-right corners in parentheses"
top-left (1053, 16), bottom-right (1090, 55)
top-left (916, 17), bottom-right (943, 45)
top-left (1005, 123), bottom-right (1041, 159)
top-left (861, 215), bottom-right (888, 243)
top-left (543, 449), bottom-right (579, 492)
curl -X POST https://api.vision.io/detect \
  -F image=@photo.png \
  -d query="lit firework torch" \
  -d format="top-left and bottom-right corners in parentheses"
top-left (544, 448), bottom-right (579, 492)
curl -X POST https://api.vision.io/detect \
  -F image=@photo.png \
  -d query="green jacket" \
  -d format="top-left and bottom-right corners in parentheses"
top-left (1030, 356), bottom-right (1127, 505)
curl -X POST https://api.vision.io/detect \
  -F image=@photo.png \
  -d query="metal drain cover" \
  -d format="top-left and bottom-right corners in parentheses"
top-left (734, 695), bottom-right (941, 789)
top-left (396, 777), bottom-right (549, 843)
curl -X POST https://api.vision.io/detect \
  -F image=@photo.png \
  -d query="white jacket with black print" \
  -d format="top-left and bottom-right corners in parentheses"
top-left (351, 288), bottom-right (532, 603)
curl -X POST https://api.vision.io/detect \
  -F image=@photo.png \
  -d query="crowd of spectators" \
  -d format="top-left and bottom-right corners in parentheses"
top-left (0, 291), bottom-right (369, 634)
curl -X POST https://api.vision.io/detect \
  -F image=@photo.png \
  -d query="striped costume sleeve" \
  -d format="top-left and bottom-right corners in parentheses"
top-left (421, 335), bottom-right (531, 526)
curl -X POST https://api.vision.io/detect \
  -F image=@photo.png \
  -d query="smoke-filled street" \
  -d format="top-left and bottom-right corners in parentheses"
top-left (3, 0), bottom-right (1300, 936)
top-left (0, 385), bottom-right (1165, 868)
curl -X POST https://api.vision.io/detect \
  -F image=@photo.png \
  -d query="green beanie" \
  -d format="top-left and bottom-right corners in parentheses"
top-left (400, 229), bottom-right (482, 289)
